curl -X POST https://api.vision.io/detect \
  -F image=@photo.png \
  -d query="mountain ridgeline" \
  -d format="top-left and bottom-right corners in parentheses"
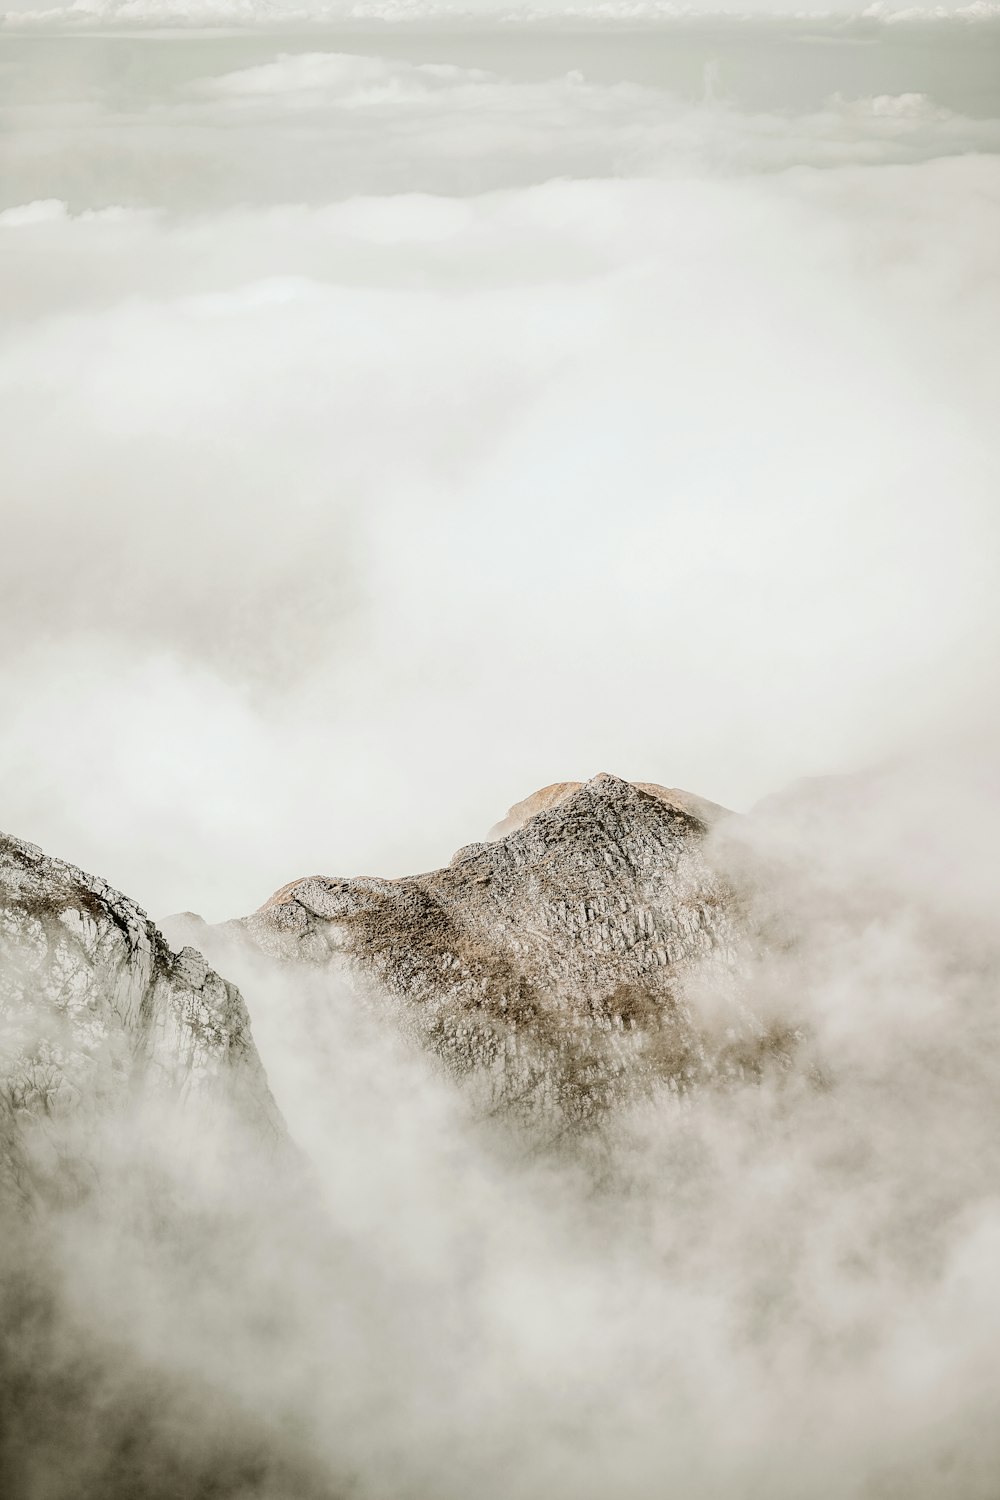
top-left (0, 773), bottom-right (809, 1177)
top-left (227, 773), bottom-right (793, 1124)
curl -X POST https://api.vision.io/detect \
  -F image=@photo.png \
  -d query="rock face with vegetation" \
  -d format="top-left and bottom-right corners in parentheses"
top-left (239, 774), bottom-right (790, 1125)
top-left (0, 831), bottom-right (284, 1205)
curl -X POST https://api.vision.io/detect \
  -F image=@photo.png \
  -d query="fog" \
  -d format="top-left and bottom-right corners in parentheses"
top-left (2, 18), bottom-right (1000, 1497)
top-left (1, 20), bottom-right (998, 918)
top-left (7, 749), bottom-right (1000, 1499)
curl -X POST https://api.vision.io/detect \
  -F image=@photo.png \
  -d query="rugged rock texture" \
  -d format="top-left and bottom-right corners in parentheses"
top-left (0, 831), bottom-right (284, 1204)
top-left (240, 773), bottom-right (789, 1125)
top-left (488, 779), bottom-right (730, 838)
top-left (0, 836), bottom-right (335, 1500)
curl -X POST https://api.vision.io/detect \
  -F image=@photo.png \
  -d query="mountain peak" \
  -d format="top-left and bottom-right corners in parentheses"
top-left (240, 776), bottom-right (770, 1125)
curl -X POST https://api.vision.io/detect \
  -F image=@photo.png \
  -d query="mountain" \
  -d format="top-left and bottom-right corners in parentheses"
top-left (226, 773), bottom-right (793, 1126)
top-left (0, 830), bottom-right (285, 1207)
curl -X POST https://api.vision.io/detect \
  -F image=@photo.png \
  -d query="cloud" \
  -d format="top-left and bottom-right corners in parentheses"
top-left (195, 49), bottom-right (494, 100)
top-left (4, 0), bottom-right (1000, 26)
top-left (3, 38), bottom-right (998, 211)
top-left (10, 746), bottom-right (1000, 1500)
top-left (3, 25), bottom-right (1000, 1500)
top-left (0, 38), bottom-right (998, 929)
top-left (863, 0), bottom-right (1000, 16)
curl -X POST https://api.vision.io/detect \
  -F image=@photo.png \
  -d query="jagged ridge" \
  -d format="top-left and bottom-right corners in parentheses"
top-left (0, 831), bottom-right (285, 1204)
top-left (241, 773), bottom-right (788, 1123)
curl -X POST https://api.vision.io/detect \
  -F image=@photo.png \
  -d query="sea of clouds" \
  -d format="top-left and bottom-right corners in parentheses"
top-left (8, 745), bottom-right (1000, 1500)
top-left (1, 23), bottom-right (997, 918)
top-left (3, 16), bottom-right (1000, 1500)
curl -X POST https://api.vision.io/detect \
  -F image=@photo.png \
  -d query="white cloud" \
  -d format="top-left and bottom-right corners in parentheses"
top-left (5, 0), bottom-right (1000, 25)
top-left (0, 39), bottom-right (997, 921)
top-left (1, 163), bottom-right (998, 913)
top-left (4, 32), bottom-right (1000, 1499)
top-left (195, 49), bottom-right (494, 101)
top-left (4, 46), bottom-right (998, 213)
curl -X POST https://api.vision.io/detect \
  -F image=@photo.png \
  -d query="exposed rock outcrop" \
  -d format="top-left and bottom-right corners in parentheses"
top-left (0, 836), bottom-right (338, 1500)
top-left (0, 831), bottom-right (285, 1205)
top-left (487, 778), bottom-right (730, 838)
top-left (238, 773), bottom-right (789, 1125)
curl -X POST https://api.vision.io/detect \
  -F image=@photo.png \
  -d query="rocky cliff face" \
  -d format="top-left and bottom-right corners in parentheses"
top-left (0, 831), bottom-right (285, 1206)
top-left (236, 773), bottom-right (792, 1126)
top-left (0, 835), bottom-right (329, 1500)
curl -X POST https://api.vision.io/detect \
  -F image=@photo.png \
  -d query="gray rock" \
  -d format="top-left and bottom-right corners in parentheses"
top-left (240, 773), bottom-right (791, 1126)
top-left (0, 831), bottom-right (285, 1204)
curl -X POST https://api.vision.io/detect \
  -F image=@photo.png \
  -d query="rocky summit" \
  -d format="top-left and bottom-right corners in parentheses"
top-left (237, 773), bottom-right (791, 1126)
top-left (0, 774), bottom-right (800, 1173)
top-left (0, 832), bottom-right (284, 1206)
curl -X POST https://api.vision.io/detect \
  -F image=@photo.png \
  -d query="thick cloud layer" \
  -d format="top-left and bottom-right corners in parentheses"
top-left (8, 747), bottom-right (1000, 1500)
top-left (3, 24), bottom-right (1000, 1500)
top-left (4, 1), bottom-right (1000, 26)
top-left (1, 30), bottom-right (998, 927)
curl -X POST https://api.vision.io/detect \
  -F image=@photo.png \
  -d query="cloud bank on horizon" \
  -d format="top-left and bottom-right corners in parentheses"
top-left (4, 0), bottom-right (1000, 27)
